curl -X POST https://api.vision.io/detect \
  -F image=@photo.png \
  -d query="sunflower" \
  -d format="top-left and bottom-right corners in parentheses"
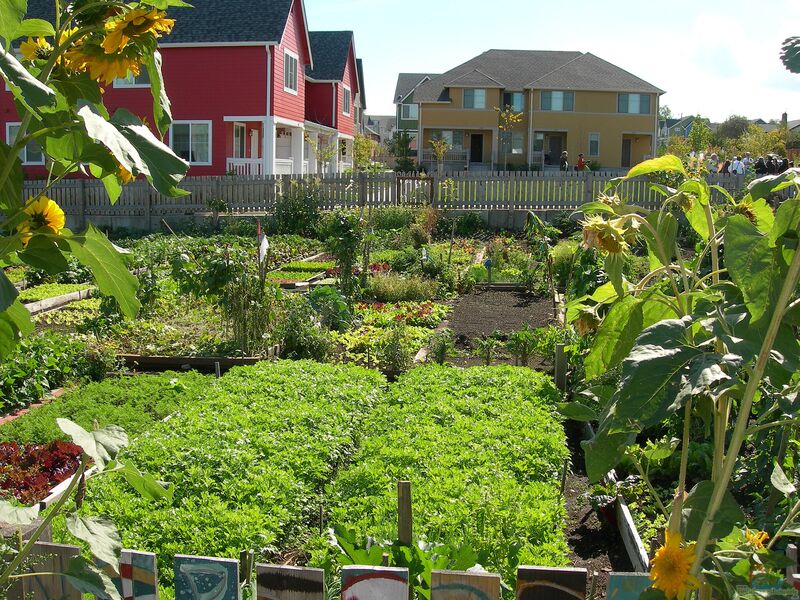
top-left (650, 531), bottom-right (700, 599)
top-left (20, 37), bottom-right (53, 61)
top-left (581, 215), bottom-right (630, 255)
top-left (101, 8), bottom-right (174, 54)
top-left (117, 162), bottom-right (134, 185)
top-left (17, 196), bottom-right (66, 246)
top-left (744, 528), bottom-right (769, 550)
top-left (66, 42), bottom-right (142, 85)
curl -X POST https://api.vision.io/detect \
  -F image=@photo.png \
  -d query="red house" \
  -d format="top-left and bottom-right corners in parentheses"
top-left (5, 0), bottom-right (366, 177)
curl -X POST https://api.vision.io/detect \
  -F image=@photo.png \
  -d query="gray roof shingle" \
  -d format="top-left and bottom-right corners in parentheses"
top-left (394, 73), bottom-right (438, 103)
top-left (24, 0), bottom-right (296, 45)
top-left (413, 49), bottom-right (663, 102)
top-left (356, 58), bottom-right (366, 109)
top-left (305, 31), bottom-right (353, 81)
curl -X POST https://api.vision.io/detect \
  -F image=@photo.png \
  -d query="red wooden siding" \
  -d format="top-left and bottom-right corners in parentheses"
top-left (305, 81), bottom-right (335, 128)
top-left (271, 0), bottom-right (311, 123)
top-left (0, 45), bottom-right (268, 176)
top-left (337, 45), bottom-right (359, 137)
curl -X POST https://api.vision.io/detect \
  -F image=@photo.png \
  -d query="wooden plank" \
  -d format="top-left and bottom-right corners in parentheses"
top-left (174, 555), bottom-right (240, 600)
top-left (430, 569), bottom-right (501, 600)
top-left (7, 542), bottom-right (81, 600)
top-left (787, 544), bottom-right (797, 585)
top-left (98, 549), bottom-right (159, 600)
top-left (341, 565), bottom-right (409, 600)
top-left (256, 564), bottom-right (325, 600)
top-left (606, 572), bottom-right (651, 600)
top-left (616, 494), bottom-right (650, 572)
top-left (515, 566), bottom-right (587, 600)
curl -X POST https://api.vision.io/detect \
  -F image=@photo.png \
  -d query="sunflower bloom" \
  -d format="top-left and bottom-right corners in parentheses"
top-left (17, 196), bottom-right (66, 246)
top-left (101, 8), bottom-right (174, 54)
top-left (20, 37), bottom-right (52, 61)
top-left (744, 529), bottom-right (769, 549)
top-left (66, 43), bottom-right (142, 85)
top-left (117, 162), bottom-right (134, 185)
top-left (650, 531), bottom-right (700, 599)
top-left (581, 215), bottom-right (629, 255)
top-left (574, 310), bottom-right (599, 336)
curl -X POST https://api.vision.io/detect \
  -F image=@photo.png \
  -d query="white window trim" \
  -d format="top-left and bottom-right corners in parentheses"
top-left (342, 85), bottom-right (351, 116)
top-left (113, 69), bottom-right (151, 89)
top-left (401, 103), bottom-right (418, 120)
top-left (6, 122), bottom-right (44, 165)
top-left (588, 132), bottom-right (600, 157)
top-left (169, 120), bottom-right (213, 166)
top-left (233, 122), bottom-right (246, 159)
top-left (283, 49), bottom-right (299, 96)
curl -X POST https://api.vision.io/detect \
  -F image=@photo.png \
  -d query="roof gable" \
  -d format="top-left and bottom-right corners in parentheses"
top-left (305, 31), bottom-right (353, 82)
top-left (394, 73), bottom-right (437, 103)
top-left (527, 52), bottom-right (664, 93)
top-left (445, 68), bottom-right (503, 88)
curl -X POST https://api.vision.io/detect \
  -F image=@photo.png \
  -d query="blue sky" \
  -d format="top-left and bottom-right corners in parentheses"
top-left (306, 0), bottom-right (800, 123)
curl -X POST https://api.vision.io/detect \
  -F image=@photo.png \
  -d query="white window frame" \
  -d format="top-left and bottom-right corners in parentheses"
top-left (169, 120), bottom-right (213, 166)
top-left (233, 122), bottom-right (246, 159)
top-left (463, 88), bottom-right (487, 110)
top-left (113, 67), bottom-right (151, 89)
top-left (401, 103), bottom-right (418, 120)
top-left (283, 49), bottom-right (299, 95)
top-left (588, 132), bottom-right (600, 157)
top-left (343, 85), bottom-right (351, 116)
top-left (6, 122), bottom-right (44, 165)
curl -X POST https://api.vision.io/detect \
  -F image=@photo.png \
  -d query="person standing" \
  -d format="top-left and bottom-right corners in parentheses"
top-left (730, 156), bottom-right (745, 175)
top-left (720, 159), bottom-right (731, 175)
top-left (559, 151), bottom-right (569, 171)
top-left (576, 153), bottom-right (586, 172)
top-left (743, 152), bottom-right (754, 171)
top-left (755, 157), bottom-right (767, 175)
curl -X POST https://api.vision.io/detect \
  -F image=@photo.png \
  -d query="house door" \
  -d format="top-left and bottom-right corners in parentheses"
top-left (548, 135), bottom-right (562, 165)
top-left (470, 133), bottom-right (483, 163)
top-left (250, 129), bottom-right (259, 159)
top-left (233, 123), bottom-right (246, 158)
top-left (621, 138), bottom-right (632, 168)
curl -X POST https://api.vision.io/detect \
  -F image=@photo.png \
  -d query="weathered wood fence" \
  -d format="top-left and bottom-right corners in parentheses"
top-left (22, 171), bottom-right (763, 231)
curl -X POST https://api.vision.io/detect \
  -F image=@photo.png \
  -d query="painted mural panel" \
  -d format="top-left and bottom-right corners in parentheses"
top-left (255, 564), bottom-right (325, 600)
top-left (174, 555), bottom-right (239, 600)
top-left (607, 573), bottom-right (652, 600)
top-left (341, 565), bottom-right (409, 600)
top-left (431, 569), bottom-right (501, 600)
top-left (515, 566), bottom-right (587, 600)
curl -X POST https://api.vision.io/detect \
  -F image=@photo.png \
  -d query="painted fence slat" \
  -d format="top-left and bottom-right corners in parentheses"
top-left (515, 566), bottom-right (587, 600)
top-left (340, 565), bottom-right (409, 600)
top-left (98, 550), bottom-right (159, 600)
top-left (7, 542), bottom-right (81, 600)
top-left (255, 564), bottom-right (325, 600)
top-left (606, 572), bottom-right (652, 600)
top-left (174, 555), bottom-right (240, 600)
top-left (430, 569), bottom-right (501, 600)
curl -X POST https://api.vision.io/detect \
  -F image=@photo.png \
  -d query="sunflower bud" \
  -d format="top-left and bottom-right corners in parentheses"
top-left (581, 215), bottom-right (629, 256)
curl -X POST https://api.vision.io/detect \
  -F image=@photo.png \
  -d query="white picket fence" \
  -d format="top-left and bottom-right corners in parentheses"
top-left (21, 171), bottom-right (758, 230)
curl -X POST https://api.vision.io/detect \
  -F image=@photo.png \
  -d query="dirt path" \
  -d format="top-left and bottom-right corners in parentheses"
top-left (564, 422), bottom-right (632, 596)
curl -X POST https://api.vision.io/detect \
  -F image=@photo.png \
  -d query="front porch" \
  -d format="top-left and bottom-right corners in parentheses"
top-left (225, 119), bottom-right (265, 176)
top-left (420, 128), bottom-right (495, 172)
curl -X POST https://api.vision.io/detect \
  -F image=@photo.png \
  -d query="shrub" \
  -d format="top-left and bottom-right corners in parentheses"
top-left (551, 240), bottom-right (579, 290)
top-left (427, 328), bottom-right (455, 365)
top-left (549, 211), bottom-right (581, 238)
top-left (318, 210), bottom-right (364, 299)
top-left (278, 295), bottom-right (334, 361)
top-left (365, 275), bottom-right (439, 303)
top-left (474, 332), bottom-right (503, 366)
top-left (309, 286), bottom-right (352, 332)
top-left (409, 224), bottom-right (430, 248)
top-left (377, 325), bottom-right (413, 380)
top-left (506, 325), bottom-right (538, 366)
top-left (372, 207), bottom-right (416, 231)
top-left (273, 180), bottom-right (321, 236)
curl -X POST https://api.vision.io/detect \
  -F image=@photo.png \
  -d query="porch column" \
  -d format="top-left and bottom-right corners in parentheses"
top-left (264, 117), bottom-right (276, 176)
top-left (330, 133), bottom-right (340, 173)
top-left (291, 126), bottom-right (305, 174)
top-left (491, 127), bottom-right (499, 169)
top-left (307, 131), bottom-right (318, 174)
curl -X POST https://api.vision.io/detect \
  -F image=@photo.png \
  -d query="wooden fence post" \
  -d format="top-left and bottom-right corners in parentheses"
top-left (397, 480), bottom-right (412, 546)
top-left (555, 343), bottom-right (567, 392)
top-left (79, 178), bottom-right (87, 232)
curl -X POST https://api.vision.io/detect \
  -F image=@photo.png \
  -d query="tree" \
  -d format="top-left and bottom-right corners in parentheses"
top-left (387, 131), bottom-right (414, 172)
top-left (659, 105), bottom-right (673, 121)
top-left (782, 36), bottom-right (800, 73)
top-left (665, 135), bottom-right (691, 159)
top-left (430, 137), bottom-right (450, 174)
top-left (496, 105), bottom-right (523, 171)
top-left (732, 124), bottom-right (787, 158)
top-left (353, 134), bottom-right (376, 172)
top-left (716, 115), bottom-right (751, 140)
top-left (687, 117), bottom-right (712, 152)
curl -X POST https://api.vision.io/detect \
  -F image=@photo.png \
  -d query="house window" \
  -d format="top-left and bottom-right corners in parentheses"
top-left (401, 103), bottom-right (418, 120)
top-left (343, 86), bottom-right (351, 116)
top-left (541, 91), bottom-right (574, 112)
top-left (503, 92), bottom-right (524, 113)
top-left (170, 121), bottom-right (211, 165)
top-left (588, 133), bottom-right (600, 157)
top-left (284, 51), bottom-right (298, 93)
top-left (463, 88), bottom-right (486, 109)
top-left (113, 67), bottom-right (150, 88)
top-left (233, 123), bottom-right (246, 159)
top-left (618, 93), bottom-right (651, 114)
top-left (6, 123), bottom-right (44, 165)
top-left (431, 130), bottom-right (464, 150)
top-left (500, 131), bottom-right (524, 155)
top-left (533, 132), bottom-right (544, 152)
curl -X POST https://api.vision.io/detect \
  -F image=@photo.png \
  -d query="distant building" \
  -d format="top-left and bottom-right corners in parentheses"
top-left (365, 115), bottom-right (398, 145)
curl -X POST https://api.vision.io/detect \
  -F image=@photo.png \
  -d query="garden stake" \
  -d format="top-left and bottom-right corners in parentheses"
top-left (398, 481), bottom-right (412, 546)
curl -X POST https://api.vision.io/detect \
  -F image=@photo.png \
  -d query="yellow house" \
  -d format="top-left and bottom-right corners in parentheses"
top-left (413, 50), bottom-right (664, 171)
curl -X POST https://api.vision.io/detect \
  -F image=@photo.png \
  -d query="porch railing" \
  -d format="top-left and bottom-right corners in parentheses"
top-left (226, 158), bottom-right (263, 176)
top-left (421, 149), bottom-right (469, 163)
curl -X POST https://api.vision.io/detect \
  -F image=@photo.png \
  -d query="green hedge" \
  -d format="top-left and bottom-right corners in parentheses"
top-left (318, 366), bottom-right (569, 581)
